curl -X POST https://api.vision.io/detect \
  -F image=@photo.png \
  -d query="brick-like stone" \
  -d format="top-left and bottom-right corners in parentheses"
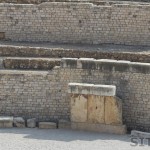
top-left (39, 122), bottom-right (57, 129)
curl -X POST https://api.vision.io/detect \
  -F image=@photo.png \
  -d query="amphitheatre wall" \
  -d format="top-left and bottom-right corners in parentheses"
top-left (0, 58), bottom-right (150, 131)
top-left (0, 1), bottom-right (150, 45)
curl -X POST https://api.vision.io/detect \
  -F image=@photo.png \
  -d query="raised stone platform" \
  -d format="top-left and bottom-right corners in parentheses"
top-left (72, 123), bottom-right (126, 134)
top-left (0, 116), bottom-right (13, 128)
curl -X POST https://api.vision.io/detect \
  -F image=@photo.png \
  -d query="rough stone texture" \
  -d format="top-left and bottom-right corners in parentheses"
top-left (27, 118), bottom-right (36, 128)
top-left (3, 58), bottom-right (60, 70)
top-left (0, 45), bottom-right (150, 63)
top-left (0, 116), bottom-right (13, 128)
top-left (0, 32), bottom-right (5, 40)
top-left (105, 96), bottom-right (122, 125)
top-left (70, 94), bottom-right (87, 123)
top-left (0, 2), bottom-right (150, 46)
top-left (88, 95), bottom-right (105, 124)
top-left (69, 83), bottom-right (125, 134)
top-left (0, 58), bottom-right (150, 131)
top-left (71, 122), bottom-right (127, 134)
top-left (13, 117), bottom-right (25, 127)
top-left (39, 122), bottom-right (57, 129)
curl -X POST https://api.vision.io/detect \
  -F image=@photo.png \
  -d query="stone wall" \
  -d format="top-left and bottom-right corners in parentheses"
top-left (60, 58), bottom-right (150, 131)
top-left (0, 58), bottom-right (150, 131)
top-left (0, 69), bottom-right (70, 121)
top-left (0, 2), bottom-right (150, 46)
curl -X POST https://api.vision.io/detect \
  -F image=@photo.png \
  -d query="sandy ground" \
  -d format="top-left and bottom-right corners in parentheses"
top-left (0, 128), bottom-right (149, 150)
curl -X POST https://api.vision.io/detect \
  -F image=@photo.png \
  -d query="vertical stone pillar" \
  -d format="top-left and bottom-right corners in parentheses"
top-left (68, 83), bottom-right (126, 134)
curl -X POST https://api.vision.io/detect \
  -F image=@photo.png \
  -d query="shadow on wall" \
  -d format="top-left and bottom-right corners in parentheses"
top-left (0, 128), bottom-right (131, 142)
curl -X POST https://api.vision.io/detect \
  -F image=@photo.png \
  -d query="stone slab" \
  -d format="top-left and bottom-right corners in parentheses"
top-left (0, 116), bottom-right (13, 128)
top-left (71, 122), bottom-right (127, 135)
top-left (68, 83), bottom-right (116, 96)
top-left (105, 97), bottom-right (122, 125)
top-left (39, 122), bottom-right (57, 129)
top-left (71, 94), bottom-right (87, 123)
top-left (88, 95), bottom-right (105, 124)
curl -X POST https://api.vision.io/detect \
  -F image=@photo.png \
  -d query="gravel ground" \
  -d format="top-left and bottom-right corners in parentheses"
top-left (0, 41), bottom-right (150, 53)
top-left (0, 128), bottom-right (149, 150)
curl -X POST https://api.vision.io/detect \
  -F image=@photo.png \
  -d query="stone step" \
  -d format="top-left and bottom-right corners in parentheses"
top-left (2, 57), bottom-right (61, 70)
top-left (39, 122), bottom-right (57, 129)
top-left (0, 116), bottom-right (13, 128)
top-left (0, 45), bottom-right (149, 63)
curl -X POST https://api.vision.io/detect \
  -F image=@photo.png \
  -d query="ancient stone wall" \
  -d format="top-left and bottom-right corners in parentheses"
top-left (0, 58), bottom-right (150, 131)
top-left (0, 2), bottom-right (150, 46)
top-left (60, 58), bottom-right (150, 131)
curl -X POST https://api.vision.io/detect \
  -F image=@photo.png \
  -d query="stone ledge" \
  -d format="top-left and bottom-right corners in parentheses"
top-left (61, 58), bottom-right (150, 74)
top-left (71, 122), bottom-right (127, 134)
top-left (68, 83), bottom-right (116, 96)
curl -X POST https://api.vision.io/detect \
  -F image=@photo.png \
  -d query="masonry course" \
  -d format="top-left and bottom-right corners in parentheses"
top-left (0, 1), bottom-right (150, 46)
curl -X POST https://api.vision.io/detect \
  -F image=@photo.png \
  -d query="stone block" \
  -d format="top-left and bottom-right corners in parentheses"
top-left (39, 122), bottom-right (57, 129)
top-left (71, 94), bottom-right (87, 123)
top-left (0, 116), bottom-right (13, 128)
top-left (13, 117), bottom-right (25, 128)
top-left (87, 95), bottom-right (105, 124)
top-left (68, 83), bottom-right (116, 96)
top-left (105, 97), bottom-right (122, 125)
top-left (27, 118), bottom-right (36, 128)
top-left (71, 122), bottom-right (126, 135)
top-left (58, 119), bottom-right (71, 129)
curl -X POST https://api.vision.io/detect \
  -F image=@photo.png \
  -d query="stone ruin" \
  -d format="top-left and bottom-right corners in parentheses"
top-left (0, 0), bottom-right (150, 134)
top-left (69, 83), bottom-right (126, 134)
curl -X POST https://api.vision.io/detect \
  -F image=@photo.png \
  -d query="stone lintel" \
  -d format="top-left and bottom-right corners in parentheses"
top-left (68, 83), bottom-right (116, 96)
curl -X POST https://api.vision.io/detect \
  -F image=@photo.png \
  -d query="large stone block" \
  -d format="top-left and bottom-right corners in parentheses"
top-left (105, 97), bottom-right (122, 125)
top-left (71, 94), bottom-right (87, 123)
top-left (13, 117), bottom-right (25, 128)
top-left (0, 116), bottom-right (13, 128)
top-left (87, 95), bottom-right (105, 124)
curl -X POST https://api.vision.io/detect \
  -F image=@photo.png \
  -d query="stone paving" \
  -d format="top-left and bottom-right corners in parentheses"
top-left (0, 128), bottom-right (149, 150)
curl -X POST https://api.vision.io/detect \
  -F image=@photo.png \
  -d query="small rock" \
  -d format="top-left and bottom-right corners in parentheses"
top-left (39, 122), bottom-right (57, 129)
top-left (27, 118), bottom-right (36, 128)
top-left (13, 117), bottom-right (25, 128)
